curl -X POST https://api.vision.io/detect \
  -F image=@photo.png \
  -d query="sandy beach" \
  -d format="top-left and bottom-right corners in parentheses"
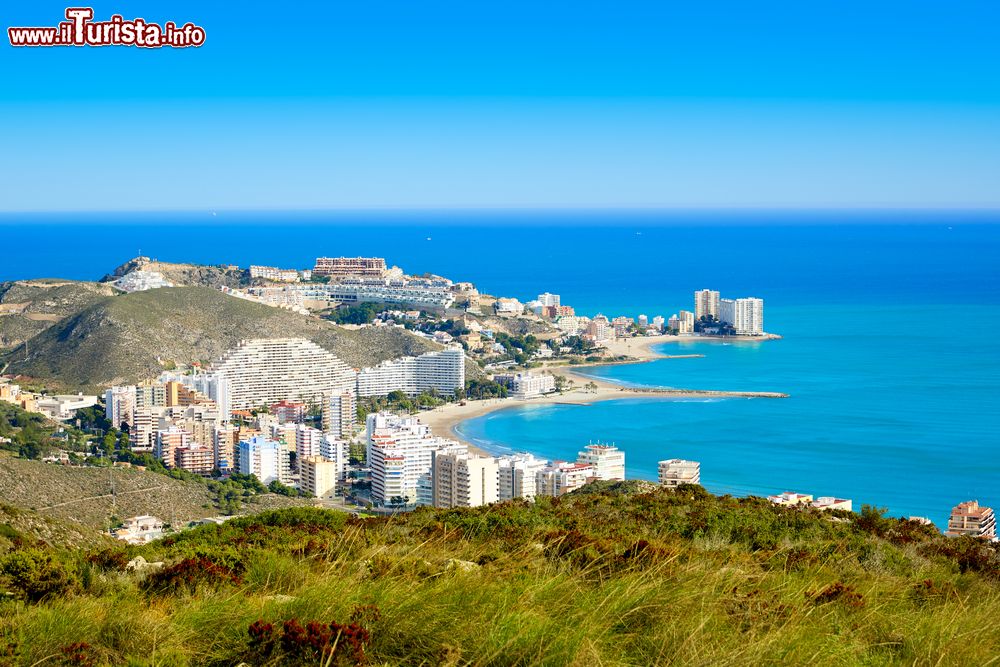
top-left (419, 334), bottom-right (786, 451)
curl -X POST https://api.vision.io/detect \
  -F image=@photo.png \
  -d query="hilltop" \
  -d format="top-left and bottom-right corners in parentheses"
top-left (0, 279), bottom-right (118, 351)
top-left (0, 484), bottom-right (997, 665)
top-left (100, 256), bottom-right (249, 289)
top-left (0, 286), bottom-right (443, 392)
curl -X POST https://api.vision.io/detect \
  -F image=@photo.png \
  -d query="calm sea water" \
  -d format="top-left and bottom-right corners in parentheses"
top-left (2, 211), bottom-right (999, 526)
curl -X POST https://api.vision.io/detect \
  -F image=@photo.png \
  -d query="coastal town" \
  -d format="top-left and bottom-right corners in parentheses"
top-left (0, 255), bottom-right (994, 545)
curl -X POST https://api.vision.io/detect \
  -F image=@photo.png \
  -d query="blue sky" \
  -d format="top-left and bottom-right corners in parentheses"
top-left (2, 1), bottom-right (999, 211)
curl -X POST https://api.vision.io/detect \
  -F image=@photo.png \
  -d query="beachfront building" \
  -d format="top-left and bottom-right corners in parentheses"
top-left (658, 459), bottom-right (701, 487)
top-left (300, 456), bottom-right (341, 498)
top-left (492, 372), bottom-right (557, 400)
top-left (678, 310), bottom-right (695, 334)
top-left (694, 289), bottom-right (720, 320)
top-left (432, 450), bottom-right (500, 509)
top-left (238, 436), bottom-right (291, 486)
top-left (577, 443), bottom-right (626, 481)
top-left (718, 297), bottom-right (765, 336)
top-left (356, 346), bottom-right (465, 398)
top-left (946, 500), bottom-right (996, 539)
top-left (652, 315), bottom-right (665, 331)
top-left (586, 314), bottom-right (613, 343)
top-left (768, 491), bottom-right (813, 507)
top-left (366, 412), bottom-right (463, 506)
top-left (498, 453), bottom-right (548, 501)
top-left (210, 338), bottom-right (356, 411)
top-left (312, 257), bottom-right (387, 278)
top-left (811, 497), bottom-right (853, 512)
top-left (536, 462), bottom-right (595, 497)
top-left (322, 391), bottom-right (356, 439)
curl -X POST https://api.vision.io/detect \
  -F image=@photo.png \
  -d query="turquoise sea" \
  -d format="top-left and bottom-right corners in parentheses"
top-left (1, 211), bottom-right (998, 527)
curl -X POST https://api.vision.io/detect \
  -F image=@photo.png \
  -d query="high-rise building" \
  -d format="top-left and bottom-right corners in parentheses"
top-left (658, 459), bottom-right (701, 487)
top-left (678, 310), bottom-right (695, 334)
top-left (718, 297), bottom-right (765, 336)
top-left (174, 445), bottom-right (214, 475)
top-left (294, 424), bottom-right (325, 462)
top-left (238, 436), bottom-right (290, 486)
top-left (322, 391), bottom-right (356, 439)
top-left (651, 315), bottom-right (665, 331)
top-left (433, 451), bottom-right (500, 509)
top-left (577, 444), bottom-right (625, 481)
top-left (537, 292), bottom-right (561, 308)
top-left (300, 456), bottom-right (341, 498)
top-left (210, 338), bottom-right (356, 411)
top-left (214, 424), bottom-right (239, 473)
top-left (159, 371), bottom-right (232, 416)
top-left (105, 386), bottom-right (137, 429)
top-left (155, 426), bottom-right (190, 468)
top-left (946, 500), bottom-right (996, 539)
top-left (694, 289), bottom-right (720, 321)
top-left (498, 453), bottom-right (548, 501)
top-left (365, 412), bottom-right (463, 506)
top-left (356, 346), bottom-right (465, 398)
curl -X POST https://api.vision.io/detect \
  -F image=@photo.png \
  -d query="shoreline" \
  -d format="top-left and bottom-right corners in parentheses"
top-left (420, 333), bottom-right (786, 453)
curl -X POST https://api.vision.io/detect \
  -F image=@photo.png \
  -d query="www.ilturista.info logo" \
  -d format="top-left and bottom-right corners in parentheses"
top-left (8, 7), bottom-right (206, 48)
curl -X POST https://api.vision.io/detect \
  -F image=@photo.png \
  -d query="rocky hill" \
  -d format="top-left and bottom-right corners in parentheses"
top-left (0, 279), bottom-right (118, 351)
top-left (1, 286), bottom-right (443, 392)
top-left (101, 257), bottom-right (249, 289)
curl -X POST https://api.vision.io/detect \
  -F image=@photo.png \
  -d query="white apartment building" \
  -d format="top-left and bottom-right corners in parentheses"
top-left (321, 391), bottom-right (356, 438)
top-left (366, 412), bottom-right (463, 506)
top-left (238, 436), bottom-right (290, 486)
top-left (658, 459), bottom-right (701, 487)
top-left (493, 372), bottom-right (556, 400)
top-left (294, 424), bottom-right (325, 462)
top-left (577, 444), bottom-right (626, 481)
top-left (433, 451), bottom-right (500, 509)
top-left (946, 500), bottom-right (997, 539)
top-left (356, 346), bottom-right (465, 397)
top-left (114, 270), bottom-right (173, 293)
top-left (718, 297), bottom-right (765, 336)
top-left (159, 371), bottom-right (232, 416)
top-left (498, 453), bottom-right (548, 501)
top-left (536, 462), bottom-right (595, 497)
top-left (312, 256), bottom-right (387, 278)
top-left (537, 292), bottom-right (561, 308)
top-left (554, 315), bottom-right (581, 335)
top-left (678, 310), bottom-right (695, 334)
top-left (105, 386), bottom-right (137, 429)
top-left (249, 265), bottom-right (300, 282)
top-left (210, 338), bottom-right (356, 411)
top-left (300, 455), bottom-right (341, 498)
top-left (694, 289), bottom-right (720, 320)
top-left (586, 314), bottom-right (612, 343)
top-left (652, 315), bottom-right (665, 331)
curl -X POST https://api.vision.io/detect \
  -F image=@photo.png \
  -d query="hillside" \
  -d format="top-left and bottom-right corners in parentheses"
top-left (1, 286), bottom-right (442, 391)
top-left (101, 256), bottom-right (249, 289)
top-left (0, 279), bottom-right (117, 351)
top-left (0, 484), bottom-right (997, 665)
top-left (0, 454), bottom-right (312, 531)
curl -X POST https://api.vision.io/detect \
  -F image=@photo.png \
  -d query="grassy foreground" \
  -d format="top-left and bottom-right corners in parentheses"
top-left (1, 482), bottom-right (999, 666)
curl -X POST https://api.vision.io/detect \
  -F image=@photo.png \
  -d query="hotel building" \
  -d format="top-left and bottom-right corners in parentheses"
top-left (210, 338), bottom-right (356, 411)
top-left (432, 451), bottom-right (500, 509)
top-left (498, 453), bottom-right (548, 501)
top-left (366, 412), bottom-right (464, 506)
top-left (658, 459), bottom-right (701, 487)
top-left (694, 289), bottom-right (720, 320)
top-left (356, 346), bottom-right (465, 398)
top-left (238, 436), bottom-right (291, 486)
top-left (312, 256), bottom-right (387, 278)
top-left (946, 500), bottom-right (996, 539)
top-left (718, 297), bottom-right (765, 336)
top-left (492, 372), bottom-right (556, 400)
top-left (577, 443), bottom-right (626, 481)
top-left (536, 461), bottom-right (595, 497)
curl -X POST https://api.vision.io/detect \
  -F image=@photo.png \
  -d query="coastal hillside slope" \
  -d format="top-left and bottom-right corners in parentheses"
top-left (0, 279), bottom-right (118, 351)
top-left (100, 256), bottom-right (249, 289)
top-left (1, 484), bottom-right (998, 665)
top-left (0, 286), bottom-right (442, 391)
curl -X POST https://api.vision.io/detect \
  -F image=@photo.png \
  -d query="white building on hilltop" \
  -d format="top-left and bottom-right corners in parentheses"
top-left (356, 346), bottom-right (465, 397)
top-left (210, 338), bottom-right (356, 411)
top-left (718, 297), bottom-right (765, 336)
top-left (433, 451), bottom-right (500, 509)
top-left (577, 443), bottom-right (626, 481)
top-left (114, 270), bottom-right (173, 293)
top-left (498, 453), bottom-right (548, 501)
top-left (658, 459), bottom-right (701, 487)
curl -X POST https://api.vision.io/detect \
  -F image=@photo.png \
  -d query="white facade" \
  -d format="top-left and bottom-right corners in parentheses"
top-left (366, 412), bottom-right (463, 506)
top-left (210, 338), bottom-right (356, 411)
top-left (718, 298), bottom-right (764, 336)
top-left (114, 270), bottom-right (173, 293)
top-left (577, 444), bottom-right (626, 481)
top-left (300, 456), bottom-right (341, 498)
top-left (160, 371), bottom-right (232, 417)
top-left (498, 453), bottom-right (548, 501)
top-left (537, 292), bottom-right (561, 307)
top-left (322, 391), bottom-right (356, 438)
top-left (356, 346), bottom-right (465, 397)
top-left (294, 424), bottom-right (325, 462)
top-left (238, 436), bottom-right (291, 485)
top-left (536, 462), bottom-right (594, 497)
top-left (105, 386), bottom-right (137, 428)
top-left (694, 289), bottom-right (720, 320)
top-left (658, 459), bottom-right (701, 487)
top-left (493, 372), bottom-right (556, 400)
top-left (433, 451), bottom-right (500, 509)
